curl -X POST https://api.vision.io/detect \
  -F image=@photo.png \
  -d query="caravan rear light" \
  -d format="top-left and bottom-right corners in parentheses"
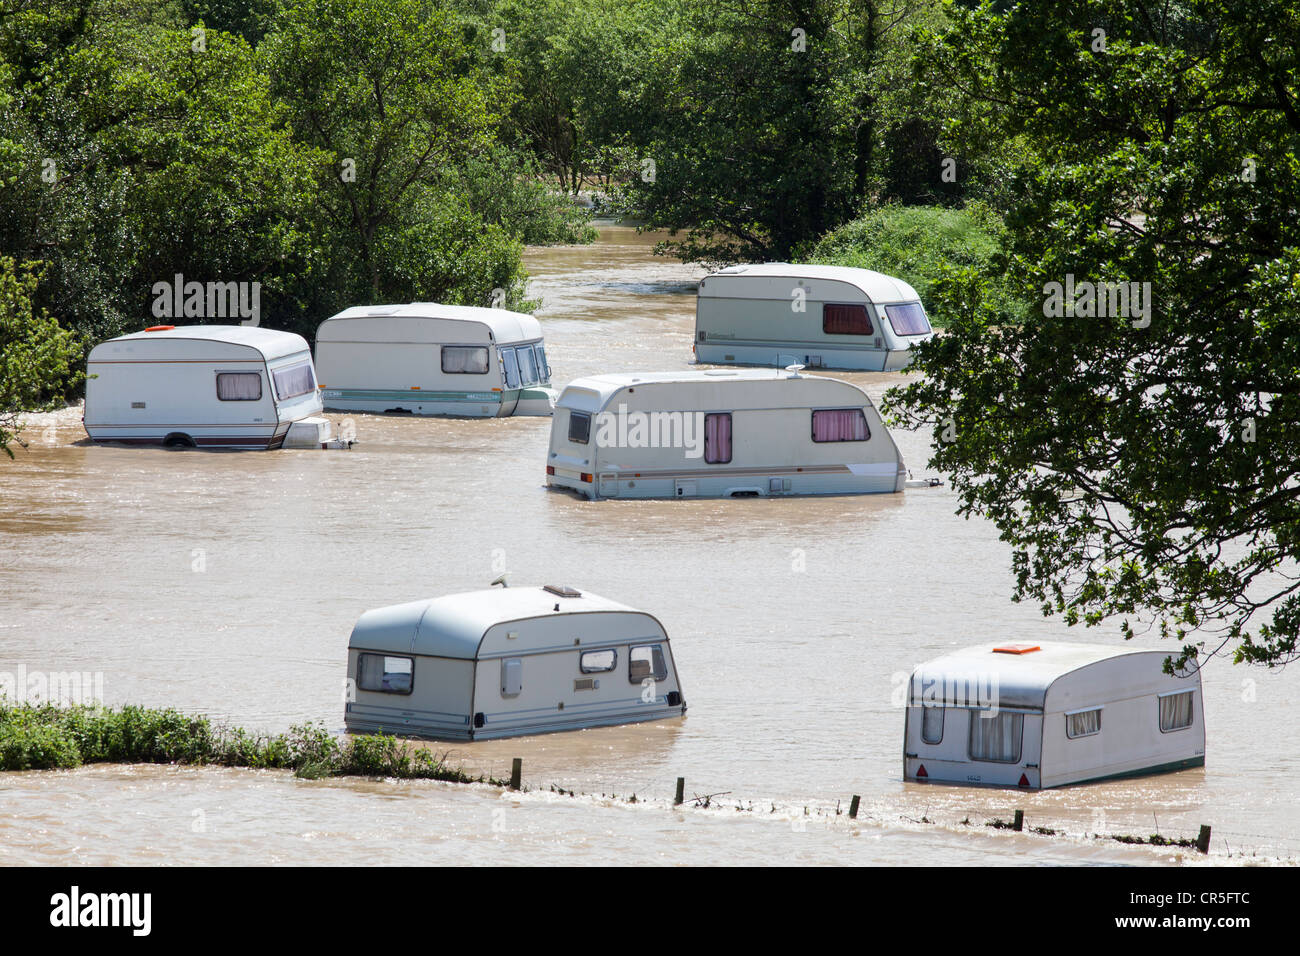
top-left (1018, 773), bottom-right (1031, 788)
top-left (546, 466), bottom-right (555, 476)
top-left (916, 764), bottom-right (928, 779)
top-left (580, 473), bottom-right (593, 483)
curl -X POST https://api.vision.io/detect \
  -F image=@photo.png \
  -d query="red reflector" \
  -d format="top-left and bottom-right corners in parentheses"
top-left (993, 644), bottom-right (1041, 655)
top-left (916, 764), bottom-right (928, 779)
top-left (546, 466), bottom-right (555, 476)
top-left (1018, 773), bottom-right (1030, 787)
top-left (580, 473), bottom-right (593, 483)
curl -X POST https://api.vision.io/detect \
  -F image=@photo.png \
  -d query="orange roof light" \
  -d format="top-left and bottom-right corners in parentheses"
top-left (145, 325), bottom-right (174, 332)
top-left (993, 644), bottom-right (1041, 655)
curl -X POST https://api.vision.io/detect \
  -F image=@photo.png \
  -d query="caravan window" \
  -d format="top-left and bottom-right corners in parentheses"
top-left (822, 303), bottom-right (874, 336)
top-left (216, 372), bottom-right (262, 401)
top-left (1158, 691), bottom-right (1194, 732)
top-left (502, 348), bottom-right (521, 388)
top-left (885, 302), bottom-right (932, 336)
top-left (968, 711), bottom-right (1023, 762)
top-left (271, 361), bottom-right (316, 400)
top-left (628, 644), bottom-right (667, 684)
top-left (356, 654), bottom-right (413, 695)
top-left (442, 346), bottom-right (489, 374)
top-left (704, 413), bottom-right (732, 464)
top-left (921, 705), bottom-right (944, 744)
top-left (533, 344), bottom-right (550, 382)
top-left (579, 649), bottom-right (617, 673)
top-left (568, 411), bottom-right (591, 444)
top-left (1066, 708), bottom-right (1101, 738)
top-left (811, 408), bottom-right (870, 442)
top-left (517, 345), bottom-right (539, 385)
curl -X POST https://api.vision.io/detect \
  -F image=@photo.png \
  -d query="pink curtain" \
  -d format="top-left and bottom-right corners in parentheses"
top-left (823, 303), bottom-right (873, 335)
top-left (812, 408), bottom-right (868, 442)
top-left (705, 413), bottom-right (732, 463)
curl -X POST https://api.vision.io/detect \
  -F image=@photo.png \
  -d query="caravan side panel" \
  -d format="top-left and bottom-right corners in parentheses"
top-left (344, 651), bottom-right (477, 740)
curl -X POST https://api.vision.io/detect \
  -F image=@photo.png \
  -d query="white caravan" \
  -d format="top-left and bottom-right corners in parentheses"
top-left (903, 642), bottom-right (1206, 789)
top-left (546, 369), bottom-right (905, 499)
top-left (344, 584), bottom-right (686, 740)
top-left (84, 325), bottom-right (333, 449)
top-left (694, 263), bottom-right (935, 371)
top-left (315, 304), bottom-right (557, 417)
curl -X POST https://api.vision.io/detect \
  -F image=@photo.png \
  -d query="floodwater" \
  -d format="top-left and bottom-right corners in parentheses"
top-left (1, 225), bottom-right (1296, 866)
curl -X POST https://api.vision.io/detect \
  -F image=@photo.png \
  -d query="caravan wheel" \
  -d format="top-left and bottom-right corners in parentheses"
top-left (162, 432), bottom-right (196, 449)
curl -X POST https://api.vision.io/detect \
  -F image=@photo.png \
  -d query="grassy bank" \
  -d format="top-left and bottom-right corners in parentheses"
top-left (0, 702), bottom-right (499, 783)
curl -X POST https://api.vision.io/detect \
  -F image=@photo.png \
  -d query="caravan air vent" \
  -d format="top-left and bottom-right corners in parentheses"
top-left (993, 644), bottom-right (1041, 655)
top-left (543, 584), bottom-right (582, 598)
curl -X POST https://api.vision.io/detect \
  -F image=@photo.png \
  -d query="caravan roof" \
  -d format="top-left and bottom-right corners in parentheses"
top-left (320, 304), bottom-right (542, 343)
top-left (348, 586), bottom-right (643, 659)
top-left (908, 642), bottom-right (1178, 711)
top-left (92, 325), bottom-right (310, 363)
top-left (703, 263), bottom-right (921, 304)
top-left (556, 368), bottom-right (847, 412)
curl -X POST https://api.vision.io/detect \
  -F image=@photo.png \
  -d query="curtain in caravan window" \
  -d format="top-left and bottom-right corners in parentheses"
top-left (811, 408), bottom-right (869, 442)
top-left (1159, 691), bottom-right (1194, 732)
top-left (517, 345), bottom-right (539, 385)
top-left (442, 346), bottom-right (489, 374)
top-left (968, 711), bottom-right (1023, 762)
top-left (1066, 709), bottom-right (1101, 738)
top-left (216, 372), bottom-right (262, 401)
top-left (704, 412), bottom-right (732, 463)
top-left (501, 348), bottom-right (521, 388)
top-left (271, 361), bottom-right (315, 399)
top-left (822, 303), bottom-right (873, 335)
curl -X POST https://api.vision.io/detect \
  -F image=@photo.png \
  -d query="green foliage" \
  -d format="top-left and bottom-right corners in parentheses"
top-left (806, 202), bottom-right (1022, 326)
top-left (884, 0), bottom-right (1300, 667)
top-left (0, 701), bottom-right (488, 782)
top-left (0, 257), bottom-right (82, 457)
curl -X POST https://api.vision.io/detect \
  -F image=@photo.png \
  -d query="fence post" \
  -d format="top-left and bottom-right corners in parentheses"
top-left (1013, 809), bottom-right (1024, 832)
top-left (674, 777), bottom-right (685, 806)
top-left (1196, 824), bottom-right (1211, 854)
top-left (510, 757), bottom-right (522, 791)
top-left (848, 795), bottom-right (860, 819)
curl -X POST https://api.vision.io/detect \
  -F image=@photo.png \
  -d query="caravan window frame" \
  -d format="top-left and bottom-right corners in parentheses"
top-left (628, 644), bottom-right (668, 684)
top-left (568, 411), bottom-right (591, 444)
top-left (967, 709), bottom-right (1024, 763)
top-left (1065, 706), bottom-right (1102, 739)
top-left (441, 345), bottom-right (490, 375)
top-left (271, 360), bottom-right (316, 400)
top-left (1157, 690), bottom-right (1195, 733)
top-left (811, 408), bottom-right (871, 443)
top-left (215, 371), bottom-right (263, 402)
top-left (920, 705), bottom-right (944, 744)
top-left (355, 652), bottom-right (414, 696)
top-left (822, 302), bottom-right (874, 336)
top-left (579, 649), bottom-right (618, 673)
top-left (704, 412), bottom-right (733, 464)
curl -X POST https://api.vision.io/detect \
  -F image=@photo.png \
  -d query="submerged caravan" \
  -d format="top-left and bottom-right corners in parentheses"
top-left (903, 643), bottom-right (1206, 790)
top-left (546, 368), bottom-right (905, 499)
top-left (694, 263), bottom-right (935, 371)
top-left (315, 304), bottom-right (557, 418)
top-left (344, 584), bottom-right (686, 741)
top-left (83, 325), bottom-right (335, 449)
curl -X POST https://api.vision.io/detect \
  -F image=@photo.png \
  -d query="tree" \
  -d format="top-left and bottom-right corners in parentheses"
top-left (261, 0), bottom-right (524, 307)
top-left (885, 0), bottom-right (1300, 667)
top-left (619, 0), bottom-right (932, 264)
top-left (0, 257), bottom-right (82, 458)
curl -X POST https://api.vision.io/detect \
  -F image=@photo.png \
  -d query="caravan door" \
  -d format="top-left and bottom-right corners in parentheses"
top-left (497, 348), bottom-right (521, 416)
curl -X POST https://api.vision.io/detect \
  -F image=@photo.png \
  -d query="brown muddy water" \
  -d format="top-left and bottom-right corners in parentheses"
top-left (1, 225), bottom-right (1296, 865)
